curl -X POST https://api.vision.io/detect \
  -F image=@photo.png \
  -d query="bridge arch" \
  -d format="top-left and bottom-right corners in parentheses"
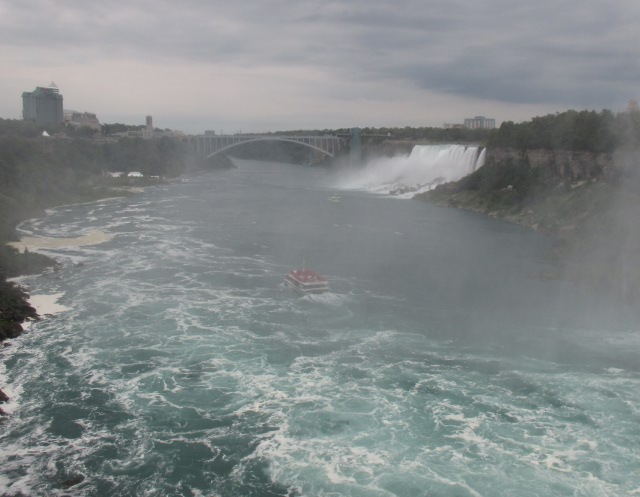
top-left (204, 137), bottom-right (339, 159)
top-left (189, 134), bottom-right (345, 160)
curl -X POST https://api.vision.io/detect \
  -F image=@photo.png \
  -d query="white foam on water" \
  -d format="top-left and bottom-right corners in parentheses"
top-left (0, 376), bottom-right (22, 417)
top-left (27, 292), bottom-right (71, 316)
top-left (300, 292), bottom-right (348, 306)
top-left (3, 165), bottom-right (640, 497)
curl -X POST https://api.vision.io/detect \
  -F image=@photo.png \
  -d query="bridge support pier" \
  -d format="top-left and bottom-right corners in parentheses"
top-left (350, 128), bottom-right (362, 166)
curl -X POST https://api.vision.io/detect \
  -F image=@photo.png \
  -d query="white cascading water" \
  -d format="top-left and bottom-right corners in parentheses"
top-left (337, 144), bottom-right (486, 198)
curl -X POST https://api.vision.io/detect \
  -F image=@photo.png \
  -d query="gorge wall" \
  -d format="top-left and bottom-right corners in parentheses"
top-left (486, 148), bottom-right (616, 183)
top-left (420, 146), bottom-right (620, 234)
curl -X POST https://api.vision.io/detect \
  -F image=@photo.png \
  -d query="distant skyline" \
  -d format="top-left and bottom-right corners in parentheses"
top-left (1, 0), bottom-right (639, 134)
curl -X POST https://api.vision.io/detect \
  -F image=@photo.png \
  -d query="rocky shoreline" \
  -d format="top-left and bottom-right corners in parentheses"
top-left (0, 274), bottom-right (46, 419)
top-left (0, 194), bottom-right (138, 418)
top-left (0, 172), bottom-right (229, 415)
top-left (0, 385), bottom-right (9, 417)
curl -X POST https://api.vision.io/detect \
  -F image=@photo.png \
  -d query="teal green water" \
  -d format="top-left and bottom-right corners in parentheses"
top-left (1, 159), bottom-right (639, 496)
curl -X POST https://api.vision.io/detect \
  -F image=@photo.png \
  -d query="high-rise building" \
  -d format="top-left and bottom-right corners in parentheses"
top-left (464, 116), bottom-right (495, 129)
top-left (22, 82), bottom-right (64, 125)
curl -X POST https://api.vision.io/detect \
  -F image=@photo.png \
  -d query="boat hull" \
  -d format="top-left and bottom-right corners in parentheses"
top-left (285, 270), bottom-right (329, 294)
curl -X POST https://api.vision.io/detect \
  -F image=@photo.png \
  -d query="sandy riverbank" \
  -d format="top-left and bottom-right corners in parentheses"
top-left (6, 229), bottom-right (114, 252)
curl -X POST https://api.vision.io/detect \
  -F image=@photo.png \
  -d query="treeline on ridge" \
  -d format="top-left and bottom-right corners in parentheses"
top-left (487, 109), bottom-right (640, 153)
top-left (270, 110), bottom-right (640, 153)
top-left (268, 126), bottom-right (493, 143)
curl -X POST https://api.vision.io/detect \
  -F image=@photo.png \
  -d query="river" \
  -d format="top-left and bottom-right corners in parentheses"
top-left (1, 155), bottom-right (639, 496)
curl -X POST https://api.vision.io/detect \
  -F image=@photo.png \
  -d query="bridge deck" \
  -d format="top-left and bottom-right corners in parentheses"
top-left (189, 134), bottom-right (346, 158)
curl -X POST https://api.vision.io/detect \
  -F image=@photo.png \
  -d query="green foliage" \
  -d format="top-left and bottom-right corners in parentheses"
top-left (0, 118), bottom-right (65, 138)
top-left (455, 156), bottom-right (542, 208)
top-left (65, 125), bottom-right (99, 138)
top-left (0, 245), bottom-right (56, 278)
top-left (267, 126), bottom-right (492, 143)
top-left (101, 122), bottom-right (145, 135)
top-left (358, 126), bottom-right (492, 143)
top-left (486, 109), bottom-right (637, 153)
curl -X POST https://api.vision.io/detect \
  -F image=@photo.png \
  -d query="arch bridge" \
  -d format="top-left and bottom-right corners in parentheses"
top-left (188, 134), bottom-right (346, 159)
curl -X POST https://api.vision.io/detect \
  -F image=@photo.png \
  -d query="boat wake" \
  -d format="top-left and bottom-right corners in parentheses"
top-left (301, 291), bottom-right (346, 306)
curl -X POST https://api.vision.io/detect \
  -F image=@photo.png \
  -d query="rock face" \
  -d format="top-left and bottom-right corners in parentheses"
top-left (62, 474), bottom-right (85, 488)
top-left (0, 321), bottom-right (24, 341)
top-left (487, 148), bottom-right (615, 183)
top-left (421, 147), bottom-right (620, 234)
top-left (0, 388), bottom-right (8, 417)
top-left (0, 278), bottom-right (39, 343)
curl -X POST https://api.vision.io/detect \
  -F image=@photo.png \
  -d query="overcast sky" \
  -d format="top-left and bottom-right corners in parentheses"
top-left (1, 0), bottom-right (639, 133)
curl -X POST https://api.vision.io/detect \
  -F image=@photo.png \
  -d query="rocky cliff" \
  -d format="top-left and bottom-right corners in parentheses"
top-left (420, 147), bottom-right (620, 232)
top-left (488, 148), bottom-right (615, 182)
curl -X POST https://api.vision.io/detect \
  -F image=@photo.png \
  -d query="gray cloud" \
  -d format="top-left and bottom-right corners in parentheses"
top-left (2, 0), bottom-right (639, 130)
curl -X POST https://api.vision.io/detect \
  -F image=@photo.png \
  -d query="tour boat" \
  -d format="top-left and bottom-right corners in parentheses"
top-left (285, 268), bottom-right (329, 294)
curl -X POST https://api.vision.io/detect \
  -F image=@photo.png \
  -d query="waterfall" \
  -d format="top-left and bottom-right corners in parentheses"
top-left (335, 144), bottom-right (485, 198)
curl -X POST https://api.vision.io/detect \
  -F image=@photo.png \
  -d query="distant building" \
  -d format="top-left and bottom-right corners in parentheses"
top-left (64, 110), bottom-right (101, 130)
top-left (464, 116), bottom-right (495, 129)
top-left (627, 99), bottom-right (639, 112)
top-left (22, 82), bottom-right (64, 125)
top-left (140, 115), bottom-right (183, 139)
top-left (143, 115), bottom-right (154, 139)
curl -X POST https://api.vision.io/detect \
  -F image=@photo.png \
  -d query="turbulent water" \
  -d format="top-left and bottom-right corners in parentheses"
top-left (1, 155), bottom-right (640, 497)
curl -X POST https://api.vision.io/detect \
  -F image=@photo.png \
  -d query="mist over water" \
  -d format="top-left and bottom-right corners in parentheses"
top-left (334, 144), bottom-right (485, 197)
top-left (1, 157), bottom-right (639, 497)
